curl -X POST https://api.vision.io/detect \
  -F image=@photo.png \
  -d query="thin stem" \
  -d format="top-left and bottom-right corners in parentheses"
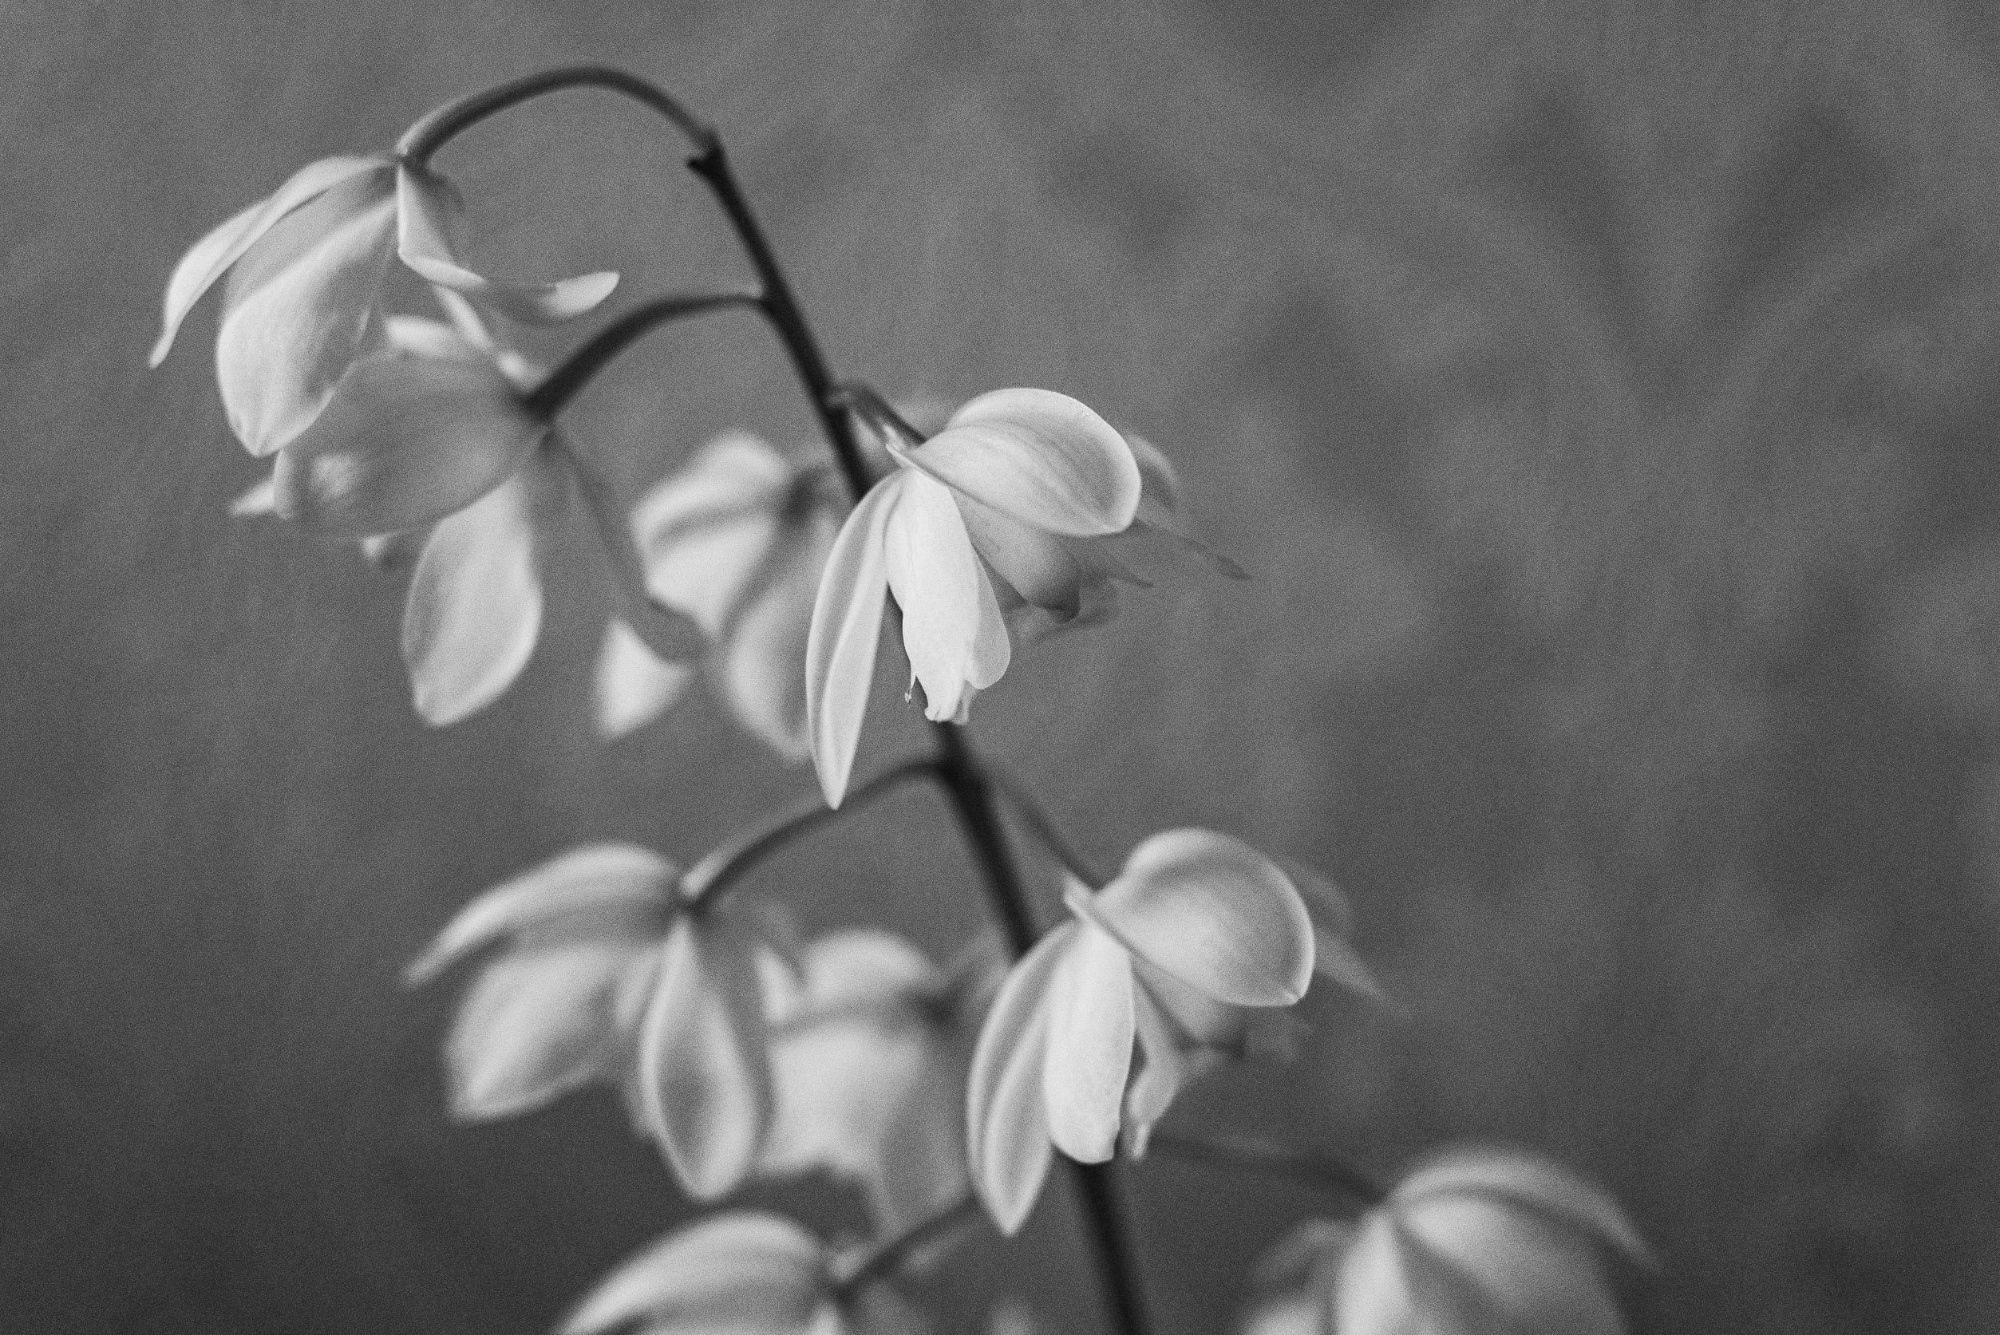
top-left (680, 757), bottom-right (937, 910)
top-left (524, 290), bottom-right (764, 420)
top-left (832, 1194), bottom-right (984, 1297)
top-left (684, 146), bottom-right (877, 500)
top-left (397, 65), bottom-right (715, 165)
top-left (990, 765), bottom-right (1109, 889)
top-left (675, 106), bottom-right (1154, 1335)
top-left (829, 380), bottom-right (928, 446)
top-left (1147, 1131), bottom-right (1388, 1209)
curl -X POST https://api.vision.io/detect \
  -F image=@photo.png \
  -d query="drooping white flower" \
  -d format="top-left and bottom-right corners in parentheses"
top-left (596, 432), bottom-right (844, 760)
top-left (561, 1212), bottom-right (926, 1335)
top-left (966, 829), bottom-right (1327, 1234)
top-left (405, 842), bottom-right (778, 1201)
top-left (151, 152), bottom-right (615, 457)
top-left (1245, 1150), bottom-right (1655, 1335)
top-left (758, 930), bottom-right (998, 1235)
top-left (806, 389), bottom-right (1143, 806)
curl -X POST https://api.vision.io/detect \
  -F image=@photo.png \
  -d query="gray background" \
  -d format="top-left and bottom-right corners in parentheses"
top-left (5, 0), bottom-right (2000, 1330)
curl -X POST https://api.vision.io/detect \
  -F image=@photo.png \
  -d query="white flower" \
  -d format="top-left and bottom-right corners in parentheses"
top-left (806, 389), bottom-right (1142, 806)
top-left (596, 432), bottom-right (844, 760)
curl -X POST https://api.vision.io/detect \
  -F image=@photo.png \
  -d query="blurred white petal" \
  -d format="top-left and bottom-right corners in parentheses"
top-left (271, 342), bottom-right (544, 537)
top-left (216, 191), bottom-right (397, 456)
top-left (395, 163), bottom-right (618, 324)
top-left (637, 916), bottom-right (774, 1201)
top-left (405, 841), bottom-right (674, 985)
top-left (594, 619), bottom-right (696, 740)
top-left (151, 154), bottom-right (390, 367)
top-left (561, 1212), bottom-right (826, 1335)
top-left (400, 470), bottom-right (543, 727)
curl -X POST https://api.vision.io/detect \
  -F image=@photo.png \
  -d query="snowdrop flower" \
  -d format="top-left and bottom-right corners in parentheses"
top-left (758, 930), bottom-right (998, 1235)
top-left (806, 388), bottom-right (1143, 806)
top-left (966, 829), bottom-right (1320, 1234)
top-left (562, 1212), bottom-right (924, 1335)
top-left (1247, 1150), bottom-right (1654, 1335)
top-left (405, 843), bottom-right (778, 1201)
top-left (596, 432), bottom-right (844, 759)
top-left (151, 152), bottom-right (615, 457)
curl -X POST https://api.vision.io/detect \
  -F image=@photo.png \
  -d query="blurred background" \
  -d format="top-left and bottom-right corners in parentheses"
top-left (6, 0), bottom-right (2000, 1330)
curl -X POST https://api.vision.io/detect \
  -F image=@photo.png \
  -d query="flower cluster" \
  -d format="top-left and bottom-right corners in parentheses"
top-left (1247, 1149), bottom-right (1655, 1335)
top-left (151, 70), bottom-right (1654, 1335)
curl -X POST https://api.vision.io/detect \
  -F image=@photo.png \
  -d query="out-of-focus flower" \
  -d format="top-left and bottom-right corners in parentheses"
top-left (1245, 1150), bottom-right (1655, 1335)
top-left (227, 291), bottom-right (697, 726)
top-left (967, 829), bottom-right (1326, 1234)
top-left (562, 1212), bottom-right (926, 1335)
top-left (405, 842), bottom-right (778, 1201)
top-left (806, 388), bottom-right (1142, 806)
top-left (757, 930), bottom-right (1000, 1235)
top-left (596, 432), bottom-right (845, 759)
top-left (151, 153), bottom-right (615, 457)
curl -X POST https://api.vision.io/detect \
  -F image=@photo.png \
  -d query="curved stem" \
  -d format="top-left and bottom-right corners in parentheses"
top-left (668, 105), bottom-right (1152, 1335)
top-left (684, 146), bottom-right (877, 500)
top-left (524, 290), bottom-right (764, 420)
top-left (832, 1194), bottom-right (983, 1297)
top-left (680, 758), bottom-right (937, 910)
top-left (397, 65), bottom-right (715, 165)
top-left (830, 380), bottom-right (929, 447)
top-left (1147, 1131), bottom-right (1388, 1209)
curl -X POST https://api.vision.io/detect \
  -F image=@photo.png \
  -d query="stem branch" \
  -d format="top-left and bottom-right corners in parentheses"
top-left (398, 65), bottom-right (715, 165)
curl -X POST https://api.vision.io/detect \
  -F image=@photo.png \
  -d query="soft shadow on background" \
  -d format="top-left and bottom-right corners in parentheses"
top-left (6, 0), bottom-right (2000, 1330)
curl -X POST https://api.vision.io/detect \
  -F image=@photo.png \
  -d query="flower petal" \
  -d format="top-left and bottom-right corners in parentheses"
top-left (638, 915), bottom-right (774, 1200)
top-left (806, 477), bottom-right (900, 807)
top-left (151, 155), bottom-right (390, 367)
top-left (967, 922), bottom-right (1074, 1234)
top-left (956, 495), bottom-right (1088, 616)
top-left (404, 841), bottom-right (675, 985)
top-left (561, 1212), bottom-right (825, 1335)
top-left (905, 388), bottom-right (1141, 537)
top-left (1040, 921), bottom-right (1135, 1164)
top-left (1088, 830), bottom-right (1315, 1007)
top-left (396, 163), bottom-right (619, 324)
top-left (1398, 1151), bottom-right (1655, 1269)
top-left (716, 508), bottom-right (838, 762)
top-left (1120, 989), bottom-right (1188, 1158)
top-left (216, 187), bottom-right (398, 456)
top-left (445, 939), bottom-right (656, 1120)
top-left (399, 468), bottom-right (544, 727)
top-left (271, 345), bottom-right (545, 536)
top-left (884, 470), bottom-right (1008, 722)
top-left (593, 619), bottom-right (696, 740)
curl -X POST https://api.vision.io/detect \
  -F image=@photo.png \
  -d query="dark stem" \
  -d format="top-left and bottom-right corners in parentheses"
top-left (397, 65), bottom-right (715, 165)
top-left (670, 105), bottom-right (1153, 1335)
top-left (832, 1195), bottom-right (983, 1297)
top-left (1148, 1131), bottom-right (1388, 1208)
top-left (523, 290), bottom-right (763, 420)
top-left (680, 758), bottom-right (936, 910)
top-left (684, 146), bottom-right (877, 500)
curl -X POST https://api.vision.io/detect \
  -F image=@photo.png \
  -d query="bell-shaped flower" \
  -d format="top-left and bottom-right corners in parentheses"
top-left (966, 829), bottom-right (1321, 1234)
top-left (150, 151), bottom-right (615, 456)
top-left (405, 842), bottom-right (779, 1201)
top-left (806, 389), bottom-right (1143, 806)
top-left (596, 432), bottom-right (845, 760)
top-left (562, 1212), bottom-right (925, 1335)
top-left (1247, 1150), bottom-right (1655, 1335)
top-left (756, 930), bottom-right (999, 1235)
